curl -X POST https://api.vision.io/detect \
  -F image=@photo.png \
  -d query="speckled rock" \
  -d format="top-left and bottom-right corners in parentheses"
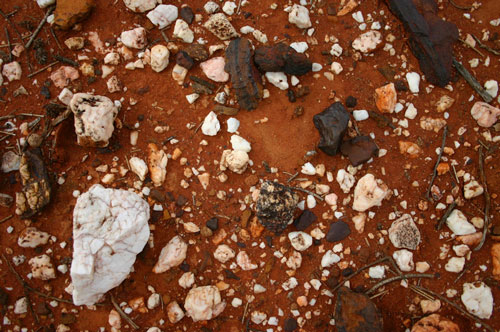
top-left (53, 0), bottom-right (95, 30)
top-left (388, 214), bottom-right (421, 250)
top-left (411, 314), bottom-right (460, 332)
top-left (256, 181), bottom-right (299, 233)
top-left (204, 13), bottom-right (239, 40)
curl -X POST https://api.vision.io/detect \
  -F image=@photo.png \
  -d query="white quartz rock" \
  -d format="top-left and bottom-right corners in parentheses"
top-left (226, 118), bottom-right (240, 133)
top-left (288, 231), bottom-right (313, 251)
top-left (290, 42), bottom-right (308, 53)
top-left (147, 4), bottom-right (178, 29)
top-left (123, 0), bottom-right (157, 12)
top-left (200, 57), bottom-right (229, 82)
top-left (184, 286), bottom-right (226, 322)
top-left (286, 251), bottom-right (302, 270)
top-left (446, 209), bottom-right (476, 236)
top-left (301, 162), bottom-right (316, 175)
top-left (150, 45), bottom-right (169, 72)
top-left (236, 251), bottom-right (258, 270)
top-left (353, 110), bottom-right (369, 121)
top-left (369, 265), bottom-right (386, 279)
top-left (1, 151), bottom-right (20, 173)
top-left (204, 1), bottom-right (220, 14)
top-left (70, 184), bottom-right (150, 305)
top-left (461, 282), bottom-right (493, 319)
top-left (230, 135), bottom-right (251, 152)
top-left (353, 173), bottom-right (389, 211)
top-left (251, 311), bottom-right (267, 324)
top-left (120, 27), bottom-right (147, 49)
top-left (153, 235), bottom-right (188, 273)
top-left (202, 111), bottom-right (221, 136)
top-left (147, 293), bottom-right (161, 310)
top-left (470, 102), bottom-right (500, 128)
top-left (336, 169), bottom-right (355, 193)
top-left (18, 227), bottom-right (50, 248)
top-left (30, 254), bottom-right (56, 280)
top-left (173, 19), bottom-right (194, 43)
top-left (179, 272), bottom-right (195, 289)
top-left (288, 4), bottom-right (311, 29)
top-left (406, 72), bottom-right (420, 93)
top-left (220, 149), bottom-right (249, 174)
top-left (14, 297), bottom-right (28, 314)
top-left (214, 244), bottom-right (235, 263)
top-left (445, 257), bottom-right (465, 273)
top-left (58, 88), bottom-right (74, 105)
top-left (265, 72), bottom-right (288, 90)
top-left (2, 61), bottom-right (22, 81)
top-left (484, 80), bottom-right (498, 98)
top-left (167, 301), bottom-right (185, 323)
top-left (463, 180), bottom-right (484, 199)
top-left (393, 249), bottom-right (414, 272)
top-left (129, 157), bottom-right (148, 181)
top-left (222, 1), bottom-right (237, 15)
top-left (70, 93), bottom-right (119, 147)
top-left (321, 250), bottom-right (340, 268)
top-left (352, 30), bottom-right (382, 53)
top-left (37, 0), bottom-right (55, 8)
top-left (147, 143), bottom-right (168, 186)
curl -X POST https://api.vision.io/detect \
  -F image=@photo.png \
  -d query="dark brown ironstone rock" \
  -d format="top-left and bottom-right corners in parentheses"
top-left (254, 43), bottom-right (312, 76)
top-left (340, 136), bottom-right (379, 166)
top-left (313, 102), bottom-right (350, 156)
top-left (335, 287), bottom-right (384, 332)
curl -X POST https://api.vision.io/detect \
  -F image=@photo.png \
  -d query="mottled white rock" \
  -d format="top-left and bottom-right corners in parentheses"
top-left (406, 72), bottom-right (420, 93)
top-left (70, 93), bottom-right (119, 147)
top-left (288, 4), bottom-right (311, 29)
top-left (153, 235), bottom-right (188, 273)
top-left (202, 111), bottom-right (221, 136)
top-left (30, 254), bottom-right (56, 280)
top-left (2, 61), bottom-right (22, 81)
top-left (445, 257), bottom-right (465, 273)
top-left (184, 286), bottom-right (226, 322)
top-left (186, 93), bottom-right (199, 104)
top-left (58, 88), bottom-right (74, 105)
top-left (393, 249), bottom-right (414, 272)
top-left (463, 180), bottom-right (484, 199)
top-left (230, 135), bottom-right (251, 152)
top-left (446, 209), bottom-right (476, 236)
top-left (120, 27), bottom-right (147, 49)
top-left (484, 80), bottom-right (498, 98)
top-left (204, 1), bottom-right (220, 13)
top-left (288, 231), bottom-right (313, 251)
top-left (352, 30), bottom-right (382, 53)
top-left (150, 45), bottom-right (169, 72)
top-left (265, 72), bottom-right (288, 90)
top-left (147, 143), bottom-right (168, 186)
top-left (129, 157), bottom-right (148, 181)
top-left (204, 13), bottom-right (239, 40)
top-left (436, 95), bottom-right (454, 112)
top-left (470, 102), bottom-right (500, 127)
top-left (37, 0), bottom-right (55, 8)
top-left (172, 64), bottom-right (188, 84)
top-left (461, 282), bottom-right (493, 319)
top-left (167, 301), bottom-right (185, 323)
top-left (104, 52), bottom-right (120, 65)
top-left (416, 261), bottom-right (430, 273)
top-left (200, 57), bottom-right (229, 82)
top-left (70, 185), bottom-right (149, 305)
top-left (1, 151), bottom-right (20, 173)
top-left (106, 75), bottom-right (121, 93)
top-left (353, 174), bottom-right (389, 212)
top-left (226, 118), bottom-right (240, 133)
top-left (240, 25), bottom-right (254, 34)
top-left (147, 5), bottom-right (178, 29)
top-left (301, 162), bottom-right (316, 175)
top-left (173, 19), bottom-right (194, 43)
top-left (336, 169), bottom-right (355, 193)
top-left (178, 272), bottom-right (195, 289)
top-left (453, 244), bottom-right (470, 257)
top-left (253, 284), bottom-right (266, 294)
top-left (223, 1), bottom-right (237, 15)
top-left (147, 293), bottom-right (161, 310)
top-left (251, 311), bottom-right (267, 324)
top-left (282, 277), bottom-right (298, 291)
top-left (18, 227), bottom-right (50, 248)
top-left (321, 250), bottom-right (340, 268)
top-left (369, 265), bottom-right (386, 279)
top-left (420, 299), bottom-right (441, 314)
top-left (306, 194), bottom-right (316, 209)
top-left (220, 150), bottom-right (249, 174)
top-left (252, 30), bottom-right (268, 44)
top-left (14, 297), bottom-right (28, 314)
top-left (236, 251), bottom-right (257, 270)
top-left (214, 244), bottom-right (235, 263)
top-left (123, 0), bottom-right (157, 12)
top-left (286, 251), bottom-right (302, 270)
top-left (388, 214), bottom-right (421, 250)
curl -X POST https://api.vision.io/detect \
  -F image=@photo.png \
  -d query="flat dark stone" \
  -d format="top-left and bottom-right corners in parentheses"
top-left (254, 43), bottom-right (312, 76)
top-left (284, 317), bottom-right (298, 331)
top-left (293, 210), bottom-right (317, 231)
top-left (345, 96), bottom-right (357, 108)
top-left (326, 221), bottom-right (351, 243)
top-left (340, 136), bottom-right (379, 166)
top-left (313, 102), bottom-right (350, 156)
top-left (206, 217), bottom-right (219, 231)
top-left (180, 6), bottom-right (194, 24)
top-left (176, 50), bottom-right (194, 69)
top-left (335, 287), bottom-right (384, 332)
top-left (183, 43), bottom-right (209, 62)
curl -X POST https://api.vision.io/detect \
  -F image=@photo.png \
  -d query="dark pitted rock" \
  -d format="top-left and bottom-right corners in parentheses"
top-left (176, 51), bottom-right (194, 69)
top-left (326, 221), bottom-right (350, 243)
top-left (180, 6), bottom-right (194, 24)
top-left (183, 44), bottom-right (209, 62)
top-left (15, 149), bottom-right (51, 219)
top-left (335, 287), bottom-right (384, 332)
top-left (254, 43), bottom-right (312, 76)
top-left (54, 0), bottom-right (95, 30)
top-left (385, 0), bottom-right (458, 87)
top-left (340, 136), bottom-right (379, 166)
top-left (284, 317), bottom-right (298, 331)
top-left (346, 96), bottom-right (357, 108)
top-left (225, 38), bottom-right (263, 110)
top-left (206, 217), bottom-right (219, 231)
top-left (313, 102), bottom-right (350, 156)
top-left (293, 210), bottom-right (317, 231)
top-left (256, 181), bottom-right (299, 234)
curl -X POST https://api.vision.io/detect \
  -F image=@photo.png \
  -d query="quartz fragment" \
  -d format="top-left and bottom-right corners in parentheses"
top-left (393, 249), bottom-right (414, 271)
top-left (461, 282), bottom-right (493, 319)
top-left (150, 45), bottom-right (170, 72)
top-left (147, 143), bottom-right (168, 186)
top-left (18, 227), bottom-right (50, 248)
top-left (220, 150), bottom-right (249, 174)
top-left (200, 57), bottom-right (229, 82)
top-left (288, 4), bottom-right (312, 29)
top-left (375, 83), bottom-right (397, 113)
top-left (352, 30), bottom-right (382, 53)
top-left (470, 102), bottom-right (500, 128)
top-left (129, 157), bottom-right (148, 181)
top-left (256, 181), bottom-right (299, 233)
top-left (167, 301), bottom-right (185, 323)
top-left (30, 254), bottom-right (56, 280)
top-left (120, 27), bottom-right (147, 49)
top-left (288, 231), bottom-right (313, 251)
top-left (236, 251), bottom-right (258, 270)
top-left (2, 61), bottom-right (22, 81)
top-left (446, 209), bottom-right (475, 236)
top-left (353, 174), bottom-right (389, 212)
top-left (123, 0), bottom-right (157, 12)
top-left (173, 19), bottom-right (194, 43)
top-left (153, 235), bottom-right (188, 273)
top-left (147, 5), bottom-right (178, 29)
top-left (50, 66), bottom-right (79, 88)
top-left (202, 111), bottom-right (221, 136)
top-left (184, 286), bottom-right (226, 322)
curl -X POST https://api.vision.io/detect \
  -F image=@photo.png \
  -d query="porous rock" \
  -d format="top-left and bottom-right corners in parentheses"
top-left (204, 13), bottom-right (239, 40)
top-left (388, 214), bottom-right (421, 250)
top-left (220, 149), bottom-right (249, 174)
top-left (256, 181), bottom-right (299, 233)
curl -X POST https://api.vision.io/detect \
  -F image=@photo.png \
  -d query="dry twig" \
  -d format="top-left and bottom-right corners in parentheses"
top-left (291, 186), bottom-right (324, 201)
top-left (471, 34), bottom-right (500, 56)
top-left (474, 145), bottom-right (490, 251)
top-left (25, 6), bottom-right (55, 49)
top-left (27, 60), bottom-right (58, 78)
top-left (332, 256), bottom-right (393, 293)
top-left (449, 0), bottom-right (473, 10)
top-left (453, 59), bottom-right (494, 103)
top-left (436, 201), bottom-right (457, 230)
top-left (365, 273), bottom-right (436, 295)
top-left (110, 294), bottom-right (140, 329)
top-left (426, 125), bottom-right (448, 201)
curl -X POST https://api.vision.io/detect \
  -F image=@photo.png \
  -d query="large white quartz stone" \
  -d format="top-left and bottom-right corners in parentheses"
top-left (461, 282), bottom-right (493, 319)
top-left (70, 184), bottom-right (150, 306)
top-left (173, 19), bottom-right (194, 43)
top-left (147, 4), bottom-right (178, 29)
top-left (184, 286), bottom-right (226, 322)
top-left (123, 0), bottom-right (158, 12)
top-left (288, 4), bottom-right (311, 29)
top-left (153, 235), bottom-right (188, 273)
top-left (202, 111), bottom-right (221, 136)
top-left (288, 231), bottom-right (313, 251)
top-left (446, 209), bottom-right (476, 236)
top-left (352, 173), bottom-right (389, 211)
top-left (230, 135), bottom-right (251, 152)
top-left (120, 27), bottom-right (147, 49)
top-left (265, 72), bottom-right (288, 90)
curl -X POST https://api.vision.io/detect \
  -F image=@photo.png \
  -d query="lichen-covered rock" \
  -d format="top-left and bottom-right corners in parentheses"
top-left (153, 235), bottom-right (188, 273)
top-left (340, 136), bottom-right (379, 166)
top-left (53, 0), bottom-right (95, 30)
top-left (71, 184), bottom-right (150, 305)
top-left (236, 251), bottom-right (258, 270)
top-left (470, 102), bottom-right (500, 128)
top-left (18, 227), bottom-right (50, 248)
top-left (375, 83), bottom-right (397, 113)
top-left (225, 38), bottom-right (263, 110)
top-left (335, 287), bottom-right (383, 332)
top-left (254, 43), bottom-right (312, 76)
top-left (147, 143), bottom-right (167, 186)
top-left (256, 181), bottom-right (299, 233)
top-left (388, 214), bottom-right (421, 250)
top-left (70, 93), bottom-right (119, 147)
top-left (184, 286), bottom-right (226, 322)
top-left (15, 150), bottom-right (51, 219)
top-left (411, 314), bottom-right (460, 332)
top-left (204, 13), bottom-right (239, 40)
top-left (220, 149), bottom-right (249, 174)
top-left (353, 174), bottom-right (389, 212)
top-left (313, 102), bottom-right (350, 156)
top-left (29, 254), bottom-right (56, 280)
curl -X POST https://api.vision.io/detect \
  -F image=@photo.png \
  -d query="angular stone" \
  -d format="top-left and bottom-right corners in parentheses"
top-left (256, 181), bottom-right (299, 234)
top-left (461, 282), bottom-right (493, 319)
top-left (200, 57), bottom-right (229, 82)
top-left (388, 214), bottom-right (421, 250)
top-left (375, 83), bottom-right (397, 113)
top-left (411, 314), bottom-right (460, 332)
top-left (173, 19), bottom-right (194, 43)
top-left (470, 102), bottom-right (500, 128)
top-left (18, 227), bottom-right (50, 248)
top-left (184, 286), bottom-right (226, 322)
top-left (335, 287), bottom-right (383, 332)
top-left (2, 150), bottom-right (20, 173)
top-left (71, 184), bottom-right (150, 305)
top-left (288, 232), bottom-right (313, 251)
top-left (340, 136), bottom-right (379, 166)
top-left (254, 43), bottom-right (312, 76)
top-left (123, 0), bottom-right (157, 12)
top-left (353, 174), bottom-right (389, 212)
top-left (29, 254), bottom-right (56, 280)
top-left (203, 13), bottom-right (239, 40)
top-left (220, 150), bottom-right (249, 174)
top-left (446, 209), bottom-right (475, 236)
top-left (54, 0), bottom-right (95, 30)
top-left (352, 30), bottom-right (382, 53)
top-left (313, 102), bottom-right (350, 156)
top-left (180, 6), bottom-right (194, 24)
top-left (293, 210), bottom-right (317, 231)
top-left (153, 235), bottom-right (188, 273)
top-left (150, 45), bottom-right (169, 72)
top-left (147, 143), bottom-right (167, 187)
top-left (183, 44), bottom-right (209, 61)
top-left (326, 221), bottom-right (351, 243)
top-left (225, 38), bottom-right (263, 110)
top-left (50, 66), bottom-right (79, 88)
top-left (120, 27), bottom-right (147, 49)
top-left (147, 4), bottom-right (178, 29)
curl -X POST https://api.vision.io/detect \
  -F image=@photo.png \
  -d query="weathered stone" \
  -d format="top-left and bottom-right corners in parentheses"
top-left (388, 214), bottom-right (421, 250)
top-left (147, 4), bottom-right (178, 29)
top-left (256, 181), bottom-right (299, 234)
top-left (352, 174), bottom-right (389, 212)
top-left (335, 287), bottom-right (383, 332)
top-left (18, 227), bottom-right (50, 248)
top-left (254, 43), bottom-right (312, 76)
top-left (147, 143), bottom-right (168, 187)
top-left (375, 83), bottom-right (397, 113)
top-left (184, 286), bottom-right (226, 322)
top-left (492, 243), bottom-right (500, 281)
top-left (175, 51), bottom-right (194, 69)
top-left (180, 6), bottom-right (194, 24)
top-left (29, 254), bottom-right (56, 280)
top-left (183, 44), bottom-right (209, 61)
top-left (340, 136), bottom-right (379, 166)
top-left (461, 282), bottom-right (493, 319)
top-left (293, 210), bottom-right (317, 231)
top-left (313, 102), bottom-right (350, 156)
top-left (53, 0), bottom-right (95, 30)
top-left (326, 221), bottom-right (351, 243)
top-left (203, 13), bottom-right (239, 40)
top-left (153, 235), bottom-right (188, 273)
top-left (220, 149), bottom-right (249, 174)
top-left (123, 0), bottom-right (157, 13)
top-left (470, 102), bottom-right (500, 128)
top-left (411, 314), bottom-right (460, 332)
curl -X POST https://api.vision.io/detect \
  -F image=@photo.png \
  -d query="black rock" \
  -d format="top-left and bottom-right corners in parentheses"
top-left (206, 217), bottom-right (219, 231)
top-left (293, 210), bottom-right (317, 231)
top-left (256, 181), bottom-right (299, 234)
top-left (35, 302), bottom-right (51, 315)
top-left (326, 221), bottom-right (351, 243)
top-left (342, 267), bottom-right (354, 277)
top-left (180, 6), bottom-right (194, 24)
top-left (313, 102), bottom-right (350, 156)
top-left (340, 136), bottom-right (379, 166)
top-left (254, 43), bottom-right (312, 76)
top-left (284, 317), bottom-right (298, 331)
top-left (394, 80), bottom-right (408, 92)
top-left (179, 262), bottom-right (190, 272)
top-left (176, 50), bottom-right (194, 69)
top-left (287, 89), bottom-right (296, 103)
top-left (345, 96), bottom-right (357, 108)
top-left (149, 188), bottom-right (165, 202)
top-left (176, 195), bottom-right (188, 206)
top-left (335, 287), bottom-right (384, 332)
top-left (41, 85), bottom-right (51, 99)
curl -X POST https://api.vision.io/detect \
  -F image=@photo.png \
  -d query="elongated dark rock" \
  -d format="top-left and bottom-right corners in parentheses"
top-left (225, 38), bottom-right (263, 110)
top-left (313, 102), bottom-right (350, 156)
top-left (385, 0), bottom-right (458, 87)
top-left (254, 43), bottom-right (312, 76)
top-left (335, 287), bottom-right (384, 332)
top-left (340, 136), bottom-right (379, 166)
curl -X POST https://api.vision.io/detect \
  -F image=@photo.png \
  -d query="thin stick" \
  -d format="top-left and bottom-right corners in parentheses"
top-left (409, 285), bottom-right (435, 301)
top-left (332, 256), bottom-right (392, 293)
top-left (426, 125), bottom-right (448, 201)
top-left (236, 0), bottom-right (243, 15)
top-left (5, 27), bottom-right (12, 62)
top-left (287, 172), bottom-right (299, 183)
top-left (291, 186), bottom-right (324, 201)
top-left (0, 214), bottom-right (13, 223)
top-left (241, 301), bottom-right (249, 324)
top-left (27, 61), bottom-right (58, 78)
top-left (365, 273), bottom-right (435, 295)
top-left (110, 294), bottom-right (140, 330)
top-left (49, 26), bottom-right (63, 51)
top-left (458, 38), bottom-right (484, 58)
top-left (160, 29), bottom-right (169, 44)
top-left (453, 59), bottom-right (493, 103)
top-left (474, 146), bottom-right (490, 251)
top-left (369, 289), bottom-right (388, 300)
top-left (436, 201), bottom-right (457, 230)
top-left (412, 285), bottom-right (495, 332)
top-left (449, 0), bottom-right (473, 10)
top-left (0, 9), bottom-right (23, 41)
top-left (53, 54), bottom-right (78, 67)
top-left (471, 34), bottom-right (500, 56)
top-left (25, 6), bottom-right (55, 49)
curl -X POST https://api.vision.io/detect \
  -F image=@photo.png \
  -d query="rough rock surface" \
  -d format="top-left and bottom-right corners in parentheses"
top-left (184, 286), bottom-right (226, 322)
top-left (220, 149), bottom-right (249, 174)
top-left (120, 27), bottom-right (147, 49)
top-left (70, 93), bottom-right (119, 147)
top-left (288, 4), bottom-right (312, 29)
top-left (288, 232), bottom-right (313, 251)
top-left (53, 0), bottom-right (95, 30)
top-left (225, 38), bottom-right (263, 110)
top-left (204, 13), bottom-right (239, 40)
top-left (153, 235), bottom-right (188, 273)
top-left (470, 102), bottom-right (500, 127)
top-left (167, 301), bottom-right (185, 323)
top-left (71, 184), bottom-right (150, 305)
top-left (461, 282), bottom-right (493, 319)
top-left (313, 102), bottom-right (350, 156)
top-left (340, 136), bottom-right (379, 166)
top-left (352, 30), bottom-right (382, 53)
top-left (256, 181), bottom-right (299, 233)
top-left (393, 249), bottom-right (414, 271)
top-left (50, 66), bottom-right (80, 88)
top-left (326, 221), bottom-right (351, 243)
top-left (353, 174), bottom-right (389, 212)
top-left (147, 4), bottom-right (178, 29)
top-left (254, 43), bottom-right (312, 76)
top-left (446, 209), bottom-right (475, 236)
top-left (18, 227), bottom-right (50, 248)
top-left (123, 0), bottom-right (157, 13)
top-left (411, 314), bottom-right (460, 332)
top-left (388, 214), bottom-right (421, 250)
top-left (147, 143), bottom-right (168, 187)
top-left (29, 254), bottom-right (56, 280)
top-left (200, 57), bottom-right (229, 82)
top-left (150, 45), bottom-right (170, 72)
top-left (335, 287), bottom-right (383, 332)
top-left (375, 83), bottom-right (397, 113)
